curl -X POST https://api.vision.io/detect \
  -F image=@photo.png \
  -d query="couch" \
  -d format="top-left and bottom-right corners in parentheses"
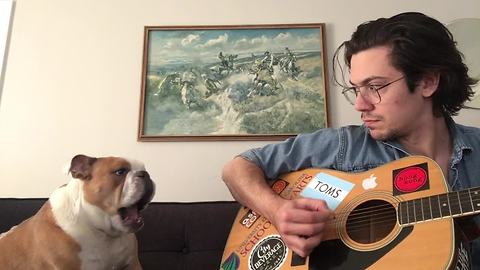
top-left (0, 198), bottom-right (240, 270)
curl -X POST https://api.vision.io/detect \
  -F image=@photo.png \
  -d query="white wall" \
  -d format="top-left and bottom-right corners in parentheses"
top-left (1, 0), bottom-right (479, 202)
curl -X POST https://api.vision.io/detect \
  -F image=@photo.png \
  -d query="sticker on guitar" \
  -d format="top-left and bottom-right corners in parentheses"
top-left (392, 162), bottom-right (430, 195)
top-left (300, 173), bottom-right (355, 210)
top-left (248, 235), bottom-right (288, 270)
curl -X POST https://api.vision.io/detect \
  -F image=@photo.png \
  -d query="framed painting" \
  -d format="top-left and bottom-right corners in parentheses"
top-left (0, 0), bottom-right (13, 101)
top-left (138, 23), bottom-right (329, 141)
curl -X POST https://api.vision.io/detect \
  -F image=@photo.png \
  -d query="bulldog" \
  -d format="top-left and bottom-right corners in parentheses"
top-left (0, 154), bottom-right (155, 270)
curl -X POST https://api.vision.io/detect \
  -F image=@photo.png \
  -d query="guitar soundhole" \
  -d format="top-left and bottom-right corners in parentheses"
top-left (346, 199), bottom-right (396, 244)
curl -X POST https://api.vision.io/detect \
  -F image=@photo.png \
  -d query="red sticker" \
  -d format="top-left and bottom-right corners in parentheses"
top-left (272, 180), bottom-right (288, 194)
top-left (394, 166), bottom-right (427, 193)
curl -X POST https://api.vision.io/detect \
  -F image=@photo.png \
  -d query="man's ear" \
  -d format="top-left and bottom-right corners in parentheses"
top-left (69, 154), bottom-right (97, 180)
top-left (420, 72), bottom-right (440, 98)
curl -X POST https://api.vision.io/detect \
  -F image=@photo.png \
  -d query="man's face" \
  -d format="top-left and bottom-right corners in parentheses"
top-left (349, 46), bottom-right (432, 141)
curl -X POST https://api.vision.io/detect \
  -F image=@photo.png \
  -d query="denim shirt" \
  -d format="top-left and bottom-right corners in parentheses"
top-left (240, 118), bottom-right (480, 268)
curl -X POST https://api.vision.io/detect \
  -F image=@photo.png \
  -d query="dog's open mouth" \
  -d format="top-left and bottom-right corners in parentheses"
top-left (118, 177), bottom-right (155, 231)
top-left (118, 204), bottom-right (144, 231)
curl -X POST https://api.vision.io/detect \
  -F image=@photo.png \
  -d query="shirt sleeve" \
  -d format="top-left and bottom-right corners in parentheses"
top-left (239, 128), bottom-right (342, 180)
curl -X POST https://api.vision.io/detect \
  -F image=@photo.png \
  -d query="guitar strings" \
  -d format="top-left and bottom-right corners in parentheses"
top-left (333, 189), bottom-right (480, 222)
top-left (322, 193), bottom-right (480, 231)
top-left (332, 197), bottom-right (480, 225)
top-left (327, 203), bottom-right (480, 231)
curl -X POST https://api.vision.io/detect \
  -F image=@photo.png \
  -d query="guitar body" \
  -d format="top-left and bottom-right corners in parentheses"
top-left (221, 156), bottom-right (472, 270)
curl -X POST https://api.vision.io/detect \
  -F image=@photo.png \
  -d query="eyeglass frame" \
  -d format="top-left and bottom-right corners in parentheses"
top-left (341, 76), bottom-right (405, 105)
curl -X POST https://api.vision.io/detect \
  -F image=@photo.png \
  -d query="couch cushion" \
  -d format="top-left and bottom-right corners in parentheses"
top-left (137, 201), bottom-right (240, 270)
top-left (0, 198), bottom-right (45, 233)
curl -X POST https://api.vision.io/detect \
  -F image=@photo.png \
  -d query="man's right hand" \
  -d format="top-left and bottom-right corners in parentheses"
top-left (268, 197), bottom-right (333, 258)
top-left (222, 157), bottom-right (333, 258)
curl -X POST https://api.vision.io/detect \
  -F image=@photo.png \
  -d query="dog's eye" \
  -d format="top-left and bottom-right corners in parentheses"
top-left (114, 168), bottom-right (128, 176)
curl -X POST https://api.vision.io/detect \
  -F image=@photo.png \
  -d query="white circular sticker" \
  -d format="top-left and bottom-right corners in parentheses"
top-left (248, 235), bottom-right (288, 270)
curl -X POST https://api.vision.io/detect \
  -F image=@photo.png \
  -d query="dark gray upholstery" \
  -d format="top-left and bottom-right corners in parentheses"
top-left (0, 198), bottom-right (240, 270)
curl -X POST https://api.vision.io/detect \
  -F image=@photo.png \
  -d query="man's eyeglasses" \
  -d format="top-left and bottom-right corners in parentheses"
top-left (342, 76), bottom-right (405, 105)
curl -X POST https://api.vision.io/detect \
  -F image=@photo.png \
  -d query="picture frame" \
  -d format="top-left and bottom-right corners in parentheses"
top-left (0, 0), bottom-right (14, 100)
top-left (138, 23), bottom-right (329, 141)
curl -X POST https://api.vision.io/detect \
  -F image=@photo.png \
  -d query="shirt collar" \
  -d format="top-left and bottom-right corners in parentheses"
top-left (446, 116), bottom-right (473, 164)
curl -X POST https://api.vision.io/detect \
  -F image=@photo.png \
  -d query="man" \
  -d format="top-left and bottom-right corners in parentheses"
top-left (222, 12), bottom-right (480, 267)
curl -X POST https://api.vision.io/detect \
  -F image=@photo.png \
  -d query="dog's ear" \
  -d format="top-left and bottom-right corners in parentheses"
top-left (70, 154), bottom-right (97, 180)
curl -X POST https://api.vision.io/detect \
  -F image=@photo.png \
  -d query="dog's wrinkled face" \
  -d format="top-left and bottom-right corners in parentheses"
top-left (69, 155), bottom-right (155, 234)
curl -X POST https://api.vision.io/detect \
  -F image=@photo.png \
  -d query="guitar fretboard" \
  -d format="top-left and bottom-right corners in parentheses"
top-left (398, 187), bottom-right (480, 225)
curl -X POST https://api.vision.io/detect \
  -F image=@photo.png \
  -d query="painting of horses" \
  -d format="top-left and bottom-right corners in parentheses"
top-left (138, 24), bottom-right (328, 141)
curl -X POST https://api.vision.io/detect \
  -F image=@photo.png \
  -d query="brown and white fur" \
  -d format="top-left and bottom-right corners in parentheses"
top-left (0, 154), bottom-right (155, 270)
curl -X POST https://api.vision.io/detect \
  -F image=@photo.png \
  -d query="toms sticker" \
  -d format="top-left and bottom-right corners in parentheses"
top-left (393, 162), bottom-right (429, 195)
top-left (300, 173), bottom-right (354, 210)
top-left (248, 235), bottom-right (288, 270)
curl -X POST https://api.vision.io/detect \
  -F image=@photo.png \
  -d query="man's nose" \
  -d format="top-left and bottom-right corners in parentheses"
top-left (354, 93), bottom-right (374, 112)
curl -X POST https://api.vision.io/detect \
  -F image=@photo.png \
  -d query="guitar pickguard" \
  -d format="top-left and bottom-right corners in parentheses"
top-left (309, 226), bottom-right (413, 269)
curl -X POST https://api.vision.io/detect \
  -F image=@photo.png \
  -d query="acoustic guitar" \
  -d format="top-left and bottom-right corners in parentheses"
top-left (220, 156), bottom-right (476, 270)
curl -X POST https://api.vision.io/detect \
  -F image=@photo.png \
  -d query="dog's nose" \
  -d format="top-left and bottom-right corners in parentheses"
top-left (137, 171), bottom-right (155, 209)
top-left (136, 171), bottom-right (150, 179)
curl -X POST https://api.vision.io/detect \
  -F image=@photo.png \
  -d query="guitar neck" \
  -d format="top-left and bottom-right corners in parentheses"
top-left (398, 186), bottom-right (480, 225)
